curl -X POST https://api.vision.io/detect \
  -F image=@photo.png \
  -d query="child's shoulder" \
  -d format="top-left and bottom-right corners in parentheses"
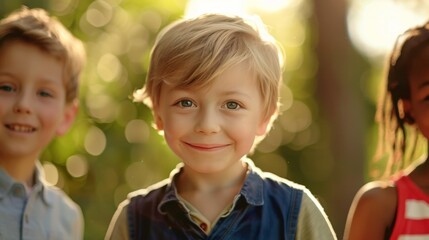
top-left (250, 163), bottom-right (306, 193)
top-left (43, 183), bottom-right (79, 204)
top-left (350, 180), bottom-right (397, 228)
top-left (261, 171), bottom-right (305, 188)
top-left (42, 183), bottom-right (82, 216)
top-left (353, 180), bottom-right (397, 208)
top-left (127, 178), bottom-right (171, 199)
top-left (246, 163), bottom-right (312, 207)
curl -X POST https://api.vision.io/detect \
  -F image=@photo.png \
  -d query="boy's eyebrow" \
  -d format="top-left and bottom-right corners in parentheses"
top-left (220, 90), bottom-right (253, 99)
top-left (0, 72), bottom-right (14, 78)
top-left (171, 88), bottom-right (254, 100)
top-left (0, 72), bottom-right (62, 86)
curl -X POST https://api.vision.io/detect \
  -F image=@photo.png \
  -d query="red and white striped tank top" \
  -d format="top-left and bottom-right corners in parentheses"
top-left (390, 175), bottom-right (429, 240)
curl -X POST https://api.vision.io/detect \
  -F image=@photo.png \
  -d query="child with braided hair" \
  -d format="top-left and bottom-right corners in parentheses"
top-left (345, 22), bottom-right (429, 239)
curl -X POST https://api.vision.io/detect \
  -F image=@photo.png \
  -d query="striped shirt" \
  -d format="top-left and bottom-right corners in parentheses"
top-left (391, 175), bottom-right (429, 240)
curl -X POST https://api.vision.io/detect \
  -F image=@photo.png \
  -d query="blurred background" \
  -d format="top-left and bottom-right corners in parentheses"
top-left (1, 0), bottom-right (428, 238)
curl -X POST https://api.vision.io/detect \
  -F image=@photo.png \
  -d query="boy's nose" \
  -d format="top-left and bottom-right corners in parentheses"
top-left (13, 93), bottom-right (32, 114)
top-left (195, 109), bottom-right (220, 134)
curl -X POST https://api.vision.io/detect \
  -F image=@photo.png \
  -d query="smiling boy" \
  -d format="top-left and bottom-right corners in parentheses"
top-left (0, 7), bottom-right (85, 239)
top-left (106, 13), bottom-right (336, 239)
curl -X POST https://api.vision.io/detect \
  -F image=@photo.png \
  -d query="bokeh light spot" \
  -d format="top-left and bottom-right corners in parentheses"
top-left (279, 85), bottom-right (293, 112)
top-left (289, 124), bottom-right (319, 150)
top-left (42, 162), bottom-right (59, 186)
top-left (97, 53), bottom-right (122, 82)
top-left (86, 0), bottom-right (113, 28)
top-left (279, 100), bottom-right (312, 133)
top-left (66, 155), bottom-right (89, 178)
top-left (84, 126), bottom-right (106, 156)
top-left (125, 119), bottom-right (150, 143)
top-left (51, 0), bottom-right (75, 14)
top-left (140, 10), bottom-right (163, 32)
top-left (257, 125), bottom-right (283, 153)
top-left (85, 93), bottom-right (119, 123)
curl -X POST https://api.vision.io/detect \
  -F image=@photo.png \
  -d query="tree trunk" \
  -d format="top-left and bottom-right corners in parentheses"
top-left (313, 0), bottom-right (366, 237)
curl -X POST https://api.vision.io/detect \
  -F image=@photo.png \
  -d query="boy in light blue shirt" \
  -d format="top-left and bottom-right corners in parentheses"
top-left (0, 7), bottom-right (85, 239)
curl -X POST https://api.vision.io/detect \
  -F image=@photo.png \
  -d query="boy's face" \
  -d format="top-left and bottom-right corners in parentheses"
top-left (154, 63), bottom-right (270, 174)
top-left (0, 40), bottom-right (77, 162)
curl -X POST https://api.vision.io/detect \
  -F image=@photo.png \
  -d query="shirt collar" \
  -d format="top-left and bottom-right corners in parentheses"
top-left (240, 158), bottom-right (264, 206)
top-left (158, 163), bottom-right (185, 214)
top-left (0, 167), bottom-right (15, 199)
top-left (34, 161), bottom-right (54, 206)
top-left (157, 158), bottom-right (264, 214)
top-left (0, 161), bottom-right (53, 206)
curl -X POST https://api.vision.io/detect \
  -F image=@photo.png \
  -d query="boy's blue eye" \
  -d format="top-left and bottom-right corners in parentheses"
top-left (225, 101), bottom-right (240, 110)
top-left (178, 99), bottom-right (194, 108)
top-left (39, 90), bottom-right (53, 97)
top-left (0, 85), bottom-right (14, 92)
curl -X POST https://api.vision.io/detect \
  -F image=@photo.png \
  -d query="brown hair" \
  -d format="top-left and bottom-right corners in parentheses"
top-left (0, 6), bottom-right (86, 103)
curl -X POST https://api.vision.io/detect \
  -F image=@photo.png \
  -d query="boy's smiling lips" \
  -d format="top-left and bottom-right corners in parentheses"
top-left (5, 123), bottom-right (36, 133)
top-left (184, 142), bottom-right (231, 151)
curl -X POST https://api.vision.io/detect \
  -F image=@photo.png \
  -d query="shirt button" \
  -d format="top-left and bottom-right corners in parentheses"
top-left (200, 223), bottom-right (207, 231)
top-left (13, 187), bottom-right (23, 197)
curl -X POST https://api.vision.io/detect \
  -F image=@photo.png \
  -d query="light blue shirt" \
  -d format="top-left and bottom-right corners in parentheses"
top-left (0, 163), bottom-right (83, 240)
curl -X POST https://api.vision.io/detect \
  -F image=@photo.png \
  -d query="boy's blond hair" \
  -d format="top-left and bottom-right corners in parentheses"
top-left (134, 14), bottom-right (283, 133)
top-left (0, 6), bottom-right (85, 103)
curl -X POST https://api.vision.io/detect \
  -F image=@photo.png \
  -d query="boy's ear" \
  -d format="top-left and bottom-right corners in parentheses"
top-left (153, 109), bottom-right (164, 130)
top-left (256, 116), bottom-right (272, 136)
top-left (257, 107), bottom-right (277, 136)
top-left (56, 100), bottom-right (79, 136)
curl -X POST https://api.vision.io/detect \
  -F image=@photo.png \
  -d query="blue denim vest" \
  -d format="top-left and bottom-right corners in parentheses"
top-left (128, 159), bottom-right (303, 240)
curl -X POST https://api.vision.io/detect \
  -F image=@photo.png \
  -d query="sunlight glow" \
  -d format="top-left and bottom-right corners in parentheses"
top-left (347, 0), bottom-right (428, 60)
top-left (185, 0), bottom-right (295, 18)
top-left (247, 0), bottom-right (294, 13)
top-left (185, 0), bottom-right (247, 18)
